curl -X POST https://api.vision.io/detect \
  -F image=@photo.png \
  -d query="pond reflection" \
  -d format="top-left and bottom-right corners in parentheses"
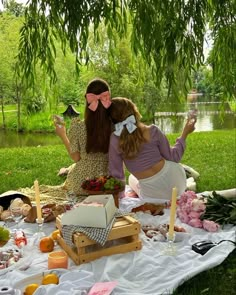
top-left (0, 102), bottom-right (235, 148)
top-left (0, 130), bottom-right (61, 148)
top-left (155, 102), bottom-right (235, 134)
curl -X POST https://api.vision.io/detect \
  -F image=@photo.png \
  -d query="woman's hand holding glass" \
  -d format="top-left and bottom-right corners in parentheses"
top-left (181, 117), bottom-right (197, 139)
top-left (53, 115), bottom-right (67, 138)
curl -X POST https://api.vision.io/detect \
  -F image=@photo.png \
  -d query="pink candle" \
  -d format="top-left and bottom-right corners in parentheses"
top-left (48, 251), bottom-right (68, 269)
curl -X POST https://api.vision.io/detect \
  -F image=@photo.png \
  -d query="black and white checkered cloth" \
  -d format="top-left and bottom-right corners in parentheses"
top-left (62, 209), bottom-right (131, 247)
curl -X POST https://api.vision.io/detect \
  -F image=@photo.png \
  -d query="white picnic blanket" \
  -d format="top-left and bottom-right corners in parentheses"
top-left (0, 193), bottom-right (235, 294)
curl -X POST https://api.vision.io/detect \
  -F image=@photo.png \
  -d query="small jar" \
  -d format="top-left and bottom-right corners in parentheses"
top-left (48, 251), bottom-right (68, 269)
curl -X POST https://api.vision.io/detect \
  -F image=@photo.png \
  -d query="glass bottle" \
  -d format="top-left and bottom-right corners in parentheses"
top-left (14, 230), bottom-right (27, 248)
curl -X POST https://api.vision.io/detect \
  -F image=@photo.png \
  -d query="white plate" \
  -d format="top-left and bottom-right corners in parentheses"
top-left (0, 244), bottom-right (32, 276)
top-left (13, 269), bottom-right (68, 293)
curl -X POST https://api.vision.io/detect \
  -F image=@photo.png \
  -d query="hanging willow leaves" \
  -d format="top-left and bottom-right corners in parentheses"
top-left (7, 0), bottom-right (236, 98)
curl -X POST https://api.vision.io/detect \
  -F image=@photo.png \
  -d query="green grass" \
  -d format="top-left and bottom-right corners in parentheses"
top-left (173, 246), bottom-right (236, 295)
top-left (4, 105), bottom-right (17, 111)
top-left (1, 130), bottom-right (235, 193)
top-left (180, 130), bottom-right (236, 192)
top-left (0, 129), bottom-right (235, 294)
top-left (0, 145), bottom-right (71, 192)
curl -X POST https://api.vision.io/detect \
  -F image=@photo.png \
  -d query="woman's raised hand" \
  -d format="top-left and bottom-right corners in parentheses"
top-left (181, 117), bottom-right (197, 139)
top-left (53, 115), bottom-right (66, 138)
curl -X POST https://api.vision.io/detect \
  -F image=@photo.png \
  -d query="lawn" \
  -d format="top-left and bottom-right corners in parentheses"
top-left (0, 129), bottom-right (235, 294)
top-left (1, 130), bottom-right (235, 193)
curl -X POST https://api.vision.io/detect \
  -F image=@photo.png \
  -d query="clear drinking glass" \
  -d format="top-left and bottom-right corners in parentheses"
top-left (10, 207), bottom-right (23, 229)
top-left (161, 233), bottom-right (177, 256)
top-left (66, 191), bottom-right (77, 208)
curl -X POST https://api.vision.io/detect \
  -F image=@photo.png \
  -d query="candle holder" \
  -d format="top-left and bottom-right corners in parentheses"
top-left (33, 218), bottom-right (46, 246)
top-left (48, 251), bottom-right (68, 269)
top-left (162, 233), bottom-right (177, 256)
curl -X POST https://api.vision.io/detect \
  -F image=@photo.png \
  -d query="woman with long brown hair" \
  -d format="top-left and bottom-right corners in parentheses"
top-left (108, 97), bottom-right (196, 203)
top-left (54, 78), bottom-right (112, 195)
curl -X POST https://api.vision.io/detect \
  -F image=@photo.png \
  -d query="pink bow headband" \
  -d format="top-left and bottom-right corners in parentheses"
top-left (86, 91), bottom-right (111, 111)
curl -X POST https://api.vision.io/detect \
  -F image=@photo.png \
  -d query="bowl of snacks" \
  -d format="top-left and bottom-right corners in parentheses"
top-left (142, 223), bottom-right (190, 242)
top-left (81, 176), bottom-right (125, 207)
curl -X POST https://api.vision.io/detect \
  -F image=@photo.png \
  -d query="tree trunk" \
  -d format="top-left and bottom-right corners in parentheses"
top-left (15, 79), bottom-right (21, 132)
top-left (0, 95), bottom-right (6, 130)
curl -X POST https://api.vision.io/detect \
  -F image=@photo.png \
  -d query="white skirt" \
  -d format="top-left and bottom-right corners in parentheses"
top-left (128, 160), bottom-right (186, 203)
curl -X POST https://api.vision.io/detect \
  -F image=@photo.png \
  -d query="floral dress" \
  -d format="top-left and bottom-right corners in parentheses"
top-left (64, 118), bottom-right (109, 195)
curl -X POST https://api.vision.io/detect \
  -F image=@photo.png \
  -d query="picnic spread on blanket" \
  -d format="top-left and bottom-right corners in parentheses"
top-left (0, 182), bottom-right (235, 295)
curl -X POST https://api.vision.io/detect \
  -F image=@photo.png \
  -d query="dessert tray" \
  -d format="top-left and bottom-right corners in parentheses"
top-left (0, 244), bottom-right (32, 276)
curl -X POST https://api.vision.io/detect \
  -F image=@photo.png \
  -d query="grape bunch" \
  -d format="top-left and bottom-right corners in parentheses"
top-left (81, 176), bottom-right (123, 191)
top-left (104, 177), bottom-right (123, 191)
top-left (81, 178), bottom-right (104, 191)
top-left (0, 226), bottom-right (10, 243)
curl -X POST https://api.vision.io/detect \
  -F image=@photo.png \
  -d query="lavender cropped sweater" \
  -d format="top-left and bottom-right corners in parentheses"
top-left (108, 124), bottom-right (186, 180)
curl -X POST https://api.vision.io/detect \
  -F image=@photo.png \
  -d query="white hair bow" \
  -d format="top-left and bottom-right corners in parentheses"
top-left (114, 115), bottom-right (137, 136)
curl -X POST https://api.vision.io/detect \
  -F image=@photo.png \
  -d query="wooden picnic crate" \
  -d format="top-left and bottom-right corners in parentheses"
top-left (56, 215), bottom-right (142, 265)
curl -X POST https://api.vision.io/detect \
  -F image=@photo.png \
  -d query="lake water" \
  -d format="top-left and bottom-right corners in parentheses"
top-left (0, 131), bottom-right (61, 148)
top-left (0, 102), bottom-right (235, 148)
top-left (155, 102), bottom-right (235, 134)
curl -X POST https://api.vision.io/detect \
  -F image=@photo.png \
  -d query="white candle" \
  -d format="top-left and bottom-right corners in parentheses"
top-left (34, 180), bottom-right (42, 223)
top-left (168, 187), bottom-right (177, 240)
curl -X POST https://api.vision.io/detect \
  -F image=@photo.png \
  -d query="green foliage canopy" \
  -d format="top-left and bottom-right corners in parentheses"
top-left (6, 0), bottom-right (236, 98)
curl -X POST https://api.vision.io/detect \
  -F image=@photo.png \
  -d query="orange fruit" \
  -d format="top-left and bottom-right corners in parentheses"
top-left (24, 283), bottom-right (39, 295)
top-left (51, 229), bottom-right (60, 241)
top-left (39, 236), bottom-right (54, 253)
top-left (42, 273), bottom-right (59, 285)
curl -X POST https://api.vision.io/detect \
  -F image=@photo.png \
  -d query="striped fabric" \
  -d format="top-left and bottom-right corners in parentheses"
top-left (62, 210), bottom-right (130, 247)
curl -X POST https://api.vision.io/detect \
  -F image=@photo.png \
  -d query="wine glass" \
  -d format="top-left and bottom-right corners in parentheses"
top-left (10, 207), bottom-right (23, 229)
top-left (161, 233), bottom-right (177, 256)
top-left (66, 191), bottom-right (77, 208)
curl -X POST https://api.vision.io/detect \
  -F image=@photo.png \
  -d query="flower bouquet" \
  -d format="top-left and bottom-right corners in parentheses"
top-left (81, 176), bottom-right (125, 207)
top-left (177, 190), bottom-right (236, 232)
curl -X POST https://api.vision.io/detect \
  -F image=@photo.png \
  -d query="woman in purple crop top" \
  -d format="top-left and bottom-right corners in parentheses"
top-left (108, 97), bottom-right (196, 203)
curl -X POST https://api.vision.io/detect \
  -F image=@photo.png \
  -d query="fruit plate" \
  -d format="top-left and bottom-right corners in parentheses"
top-left (13, 269), bottom-right (68, 293)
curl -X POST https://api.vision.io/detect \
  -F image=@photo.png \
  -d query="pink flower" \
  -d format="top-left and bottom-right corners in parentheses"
top-left (188, 218), bottom-right (203, 228)
top-left (191, 198), bottom-right (206, 212)
top-left (178, 193), bottom-right (188, 205)
top-left (179, 190), bottom-right (196, 204)
top-left (177, 208), bottom-right (190, 224)
top-left (202, 220), bottom-right (220, 232)
top-left (188, 211), bottom-right (202, 219)
top-left (178, 203), bottom-right (189, 213)
top-left (185, 198), bottom-right (195, 213)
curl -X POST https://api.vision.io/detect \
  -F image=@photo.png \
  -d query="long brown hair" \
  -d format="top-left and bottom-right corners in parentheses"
top-left (84, 78), bottom-right (112, 153)
top-left (109, 97), bottom-right (147, 159)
